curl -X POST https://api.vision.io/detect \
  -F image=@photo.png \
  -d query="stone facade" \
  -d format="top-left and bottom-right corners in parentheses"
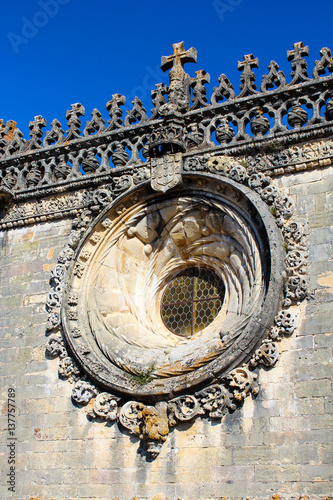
top-left (0, 41), bottom-right (332, 499)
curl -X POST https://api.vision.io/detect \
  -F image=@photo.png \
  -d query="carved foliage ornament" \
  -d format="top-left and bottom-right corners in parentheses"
top-left (46, 164), bottom-right (308, 458)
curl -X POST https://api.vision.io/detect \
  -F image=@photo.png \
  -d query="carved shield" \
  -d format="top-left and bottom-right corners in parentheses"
top-left (150, 152), bottom-right (183, 192)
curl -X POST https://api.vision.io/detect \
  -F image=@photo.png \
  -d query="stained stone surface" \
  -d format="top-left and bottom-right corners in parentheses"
top-left (0, 40), bottom-right (332, 499)
top-left (0, 166), bottom-right (331, 499)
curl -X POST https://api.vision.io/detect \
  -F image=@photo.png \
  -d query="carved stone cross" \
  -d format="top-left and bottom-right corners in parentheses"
top-left (106, 94), bottom-right (126, 131)
top-left (287, 41), bottom-right (309, 84)
top-left (238, 54), bottom-right (259, 97)
top-left (28, 115), bottom-right (47, 149)
top-left (161, 41), bottom-right (197, 76)
top-left (237, 53), bottom-right (259, 73)
top-left (190, 69), bottom-right (211, 109)
top-left (65, 103), bottom-right (85, 141)
top-left (287, 41), bottom-right (309, 64)
top-left (160, 42), bottom-right (197, 114)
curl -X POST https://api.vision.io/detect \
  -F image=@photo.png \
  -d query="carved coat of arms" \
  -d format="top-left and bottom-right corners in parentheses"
top-left (150, 152), bottom-right (183, 192)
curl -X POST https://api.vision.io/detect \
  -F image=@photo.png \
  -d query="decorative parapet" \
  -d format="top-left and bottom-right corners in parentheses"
top-left (0, 41), bottom-right (332, 210)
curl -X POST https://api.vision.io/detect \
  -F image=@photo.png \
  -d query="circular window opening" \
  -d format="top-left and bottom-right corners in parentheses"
top-left (161, 268), bottom-right (225, 337)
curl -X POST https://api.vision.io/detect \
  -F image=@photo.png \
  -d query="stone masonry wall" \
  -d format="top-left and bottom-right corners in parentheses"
top-left (0, 166), bottom-right (332, 500)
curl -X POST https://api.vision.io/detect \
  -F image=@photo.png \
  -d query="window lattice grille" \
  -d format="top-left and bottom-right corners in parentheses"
top-left (161, 268), bottom-right (225, 337)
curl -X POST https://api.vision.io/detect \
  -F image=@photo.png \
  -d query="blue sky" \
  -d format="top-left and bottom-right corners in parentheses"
top-left (1, 0), bottom-right (332, 139)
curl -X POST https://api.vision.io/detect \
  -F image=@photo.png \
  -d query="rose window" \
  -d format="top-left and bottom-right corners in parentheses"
top-left (62, 177), bottom-right (284, 398)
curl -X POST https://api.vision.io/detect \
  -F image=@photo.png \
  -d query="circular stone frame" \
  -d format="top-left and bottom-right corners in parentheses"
top-left (61, 173), bottom-right (285, 401)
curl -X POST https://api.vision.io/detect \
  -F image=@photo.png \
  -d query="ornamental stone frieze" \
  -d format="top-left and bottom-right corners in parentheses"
top-left (1, 41), bottom-right (323, 458)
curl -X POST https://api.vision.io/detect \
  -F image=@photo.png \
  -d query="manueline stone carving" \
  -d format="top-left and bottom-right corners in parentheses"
top-left (249, 341), bottom-right (280, 368)
top-left (58, 357), bottom-right (81, 382)
top-left (238, 54), bottom-right (259, 97)
top-left (215, 118), bottom-right (235, 144)
top-left (54, 156), bottom-right (71, 180)
top-left (211, 74), bottom-right (236, 104)
top-left (124, 97), bottom-right (148, 126)
top-left (120, 401), bottom-right (170, 459)
top-left (83, 108), bottom-right (106, 136)
top-left (71, 380), bottom-right (98, 405)
top-left (28, 115), bottom-right (47, 150)
top-left (81, 151), bottom-right (100, 174)
top-left (195, 386), bottom-right (230, 419)
top-left (250, 110), bottom-right (270, 137)
top-left (1, 167), bottom-right (18, 190)
top-left (44, 165), bottom-right (305, 457)
top-left (150, 83), bottom-right (167, 120)
top-left (46, 334), bottom-right (67, 359)
top-left (288, 100), bottom-right (309, 129)
top-left (190, 69), bottom-right (211, 110)
top-left (0, 42), bottom-right (332, 220)
top-left (27, 41), bottom-right (316, 459)
top-left (43, 118), bottom-right (65, 146)
top-left (111, 142), bottom-right (129, 167)
top-left (89, 392), bottom-right (119, 421)
top-left (260, 60), bottom-right (287, 92)
top-left (313, 46), bottom-right (333, 78)
top-left (186, 123), bottom-right (204, 149)
top-left (26, 162), bottom-right (42, 187)
top-left (287, 41), bottom-right (309, 85)
top-left (150, 152), bottom-right (183, 192)
top-left (65, 103), bottom-right (85, 141)
top-left (106, 93), bottom-right (126, 130)
top-left (160, 41), bottom-right (197, 114)
top-left (46, 312), bottom-right (60, 332)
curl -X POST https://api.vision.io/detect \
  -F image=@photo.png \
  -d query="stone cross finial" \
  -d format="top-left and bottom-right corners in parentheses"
top-left (106, 94), bottom-right (126, 131)
top-left (193, 69), bottom-right (210, 84)
top-left (238, 54), bottom-right (259, 97)
top-left (211, 74), bottom-right (236, 104)
top-left (28, 115), bottom-right (47, 149)
top-left (160, 41), bottom-right (197, 75)
top-left (287, 41), bottom-right (309, 63)
top-left (151, 83), bottom-right (167, 120)
top-left (313, 47), bottom-right (333, 78)
top-left (237, 53), bottom-right (259, 73)
top-left (83, 109), bottom-right (106, 136)
top-left (160, 42), bottom-right (198, 114)
top-left (43, 119), bottom-right (65, 147)
top-left (65, 103), bottom-right (85, 141)
top-left (190, 69), bottom-right (211, 109)
top-left (287, 41), bottom-right (309, 85)
top-left (260, 61), bottom-right (287, 92)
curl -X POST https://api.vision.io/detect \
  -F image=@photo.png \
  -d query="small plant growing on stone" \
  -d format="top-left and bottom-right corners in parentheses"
top-left (131, 364), bottom-right (155, 385)
top-left (270, 205), bottom-right (277, 216)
